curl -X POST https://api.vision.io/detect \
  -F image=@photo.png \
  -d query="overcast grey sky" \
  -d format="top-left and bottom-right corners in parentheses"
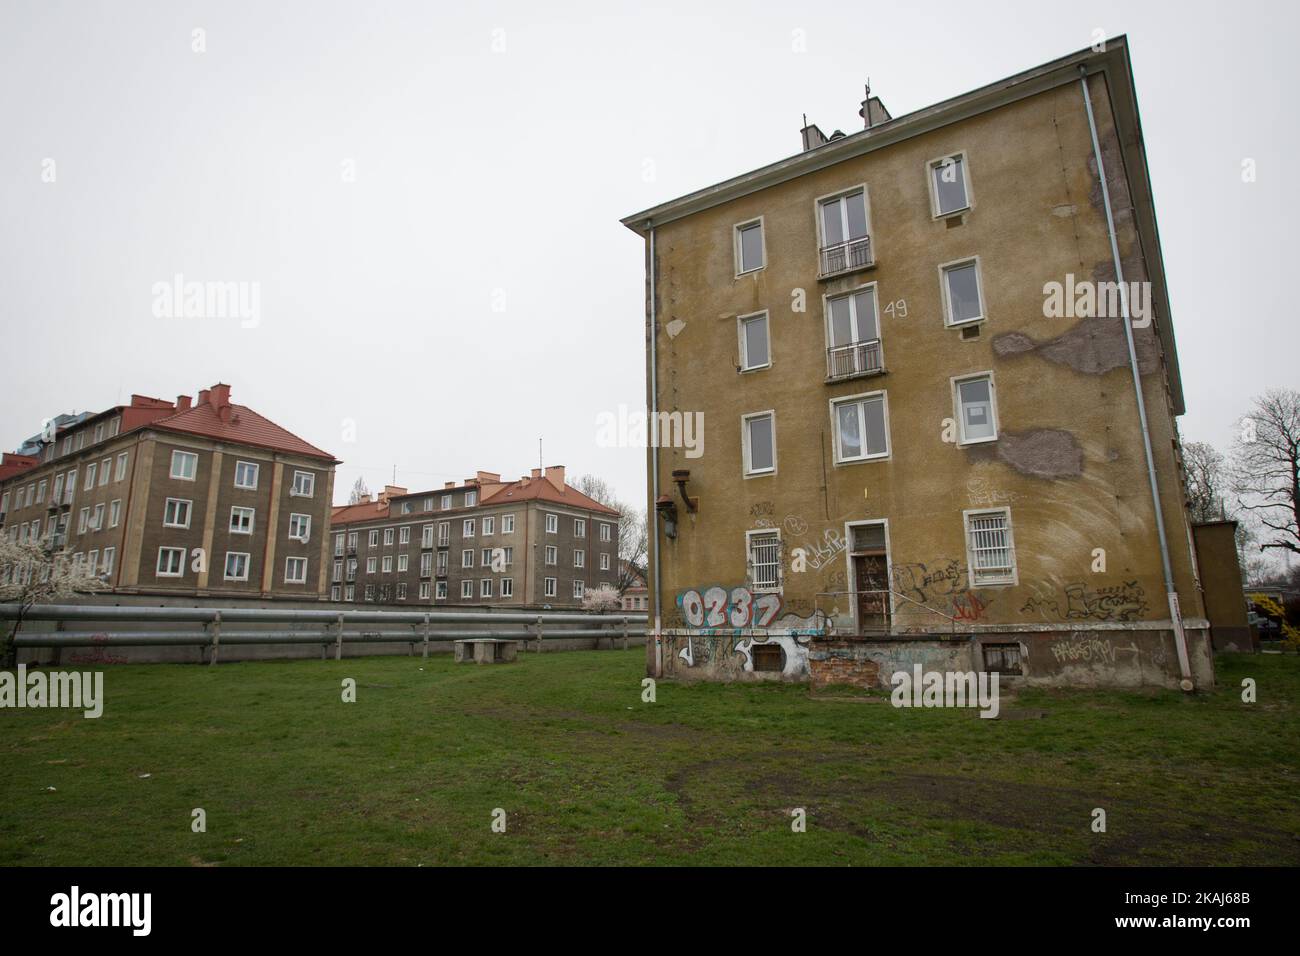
top-left (1, 0), bottom-right (1295, 509)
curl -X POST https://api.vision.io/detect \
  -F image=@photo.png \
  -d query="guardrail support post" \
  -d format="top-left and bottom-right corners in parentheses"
top-left (622, 616), bottom-right (629, 651)
top-left (535, 615), bottom-right (543, 654)
top-left (334, 614), bottom-right (344, 661)
top-left (422, 613), bottom-right (430, 661)
top-left (208, 611), bottom-right (222, 666)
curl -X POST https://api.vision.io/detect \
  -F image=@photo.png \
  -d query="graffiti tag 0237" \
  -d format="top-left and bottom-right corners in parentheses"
top-left (678, 586), bottom-right (783, 629)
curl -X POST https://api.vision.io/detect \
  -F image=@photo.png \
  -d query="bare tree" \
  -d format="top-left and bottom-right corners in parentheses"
top-left (0, 537), bottom-right (105, 666)
top-left (1232, 388), bottom-right (1300, 557)
top-left (348, 475), bottom-right (371, 505)
top-left (1183, 440), bottom-right (1231, 522)
top-left (572, 473), bottom-right (647, 595)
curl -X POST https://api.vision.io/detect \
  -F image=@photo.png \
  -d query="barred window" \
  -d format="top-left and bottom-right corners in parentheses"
top-left (747, 531), bottom-right (782, 592)
top-left (965, 509), bottom-right (1015, 585)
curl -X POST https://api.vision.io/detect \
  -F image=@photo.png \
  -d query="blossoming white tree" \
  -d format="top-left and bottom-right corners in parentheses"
top-left (0, 536), bottom-right (104, 666)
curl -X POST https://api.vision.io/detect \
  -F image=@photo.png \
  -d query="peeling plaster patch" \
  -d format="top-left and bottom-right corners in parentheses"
top-left (1051, 204), bottom-right (1077, 217)
top-left (665, 318), bottom-right (687, 338)
top-left (994, 429), bottom-right (1084, 479)
top-left (991, 315), bottom-right (1159, 376)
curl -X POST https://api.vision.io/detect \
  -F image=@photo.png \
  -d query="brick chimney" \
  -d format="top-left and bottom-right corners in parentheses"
top-left (176, 395), bottom-right (192, 411)
top-left (531, 468), bottom-right (541, 479)
top-left (543, 465), bottom-right (565, 491)
top-left (379, 485), bottom-right (407, 504)
top-left (197, 389), bottom-right (210, 407)
top-left (859, 94), bottom-right (891, 129)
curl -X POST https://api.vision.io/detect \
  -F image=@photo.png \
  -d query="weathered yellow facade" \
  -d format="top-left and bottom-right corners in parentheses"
top-left (623, 39), bottom-right (1214, 690)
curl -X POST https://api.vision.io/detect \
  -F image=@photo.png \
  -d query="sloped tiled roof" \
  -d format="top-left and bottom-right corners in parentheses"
top-left (330, 500), bottom-right (391, 525)
top-left (484, 478), bottom-right (620, 516)
top-left (152, 403), bottom-right (337, 463)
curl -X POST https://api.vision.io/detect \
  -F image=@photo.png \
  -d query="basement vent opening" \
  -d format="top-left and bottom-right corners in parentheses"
top-left (753, 644), bottom-right (784, 672)
top-left (961, 325), bottom-right (981, 341)
top-left (984, 643), bottom-right (1022, 676)
top-left (945, 215), bottom-right (963, 229)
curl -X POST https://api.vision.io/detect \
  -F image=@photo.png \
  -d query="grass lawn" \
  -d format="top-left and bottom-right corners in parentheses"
top-left (1, 649), bottom-right (1297, 866)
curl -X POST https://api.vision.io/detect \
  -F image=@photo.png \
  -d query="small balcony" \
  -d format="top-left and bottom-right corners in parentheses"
top-left (818, 236), bottom-right (873, 279)
top-left (826, 340), bottom-right (884, 382)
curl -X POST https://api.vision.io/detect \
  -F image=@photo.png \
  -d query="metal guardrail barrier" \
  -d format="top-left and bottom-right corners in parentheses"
top-left (0, 604), bottom-right (647, 662)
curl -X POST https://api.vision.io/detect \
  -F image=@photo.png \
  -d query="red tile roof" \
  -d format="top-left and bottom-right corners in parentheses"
top-left (0, 453), bottom-right (39, 482)
top-left (331, 501), bottom-right (391, 525)
top-left (152, 403), bottom-right (338, 463)
top-left (484, 478), bottom-right (620, 516)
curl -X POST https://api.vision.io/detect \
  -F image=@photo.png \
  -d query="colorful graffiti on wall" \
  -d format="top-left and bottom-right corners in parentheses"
top-left (1021, 580), bottom-right (1149, 622)
top-left (678, 586), bottom-right (783, 629)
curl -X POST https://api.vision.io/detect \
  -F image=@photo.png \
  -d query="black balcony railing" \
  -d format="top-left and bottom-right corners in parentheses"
top-left (818, 236), bottom-right (873, 277)
top-left (826, 340), bottom-right (883, 380)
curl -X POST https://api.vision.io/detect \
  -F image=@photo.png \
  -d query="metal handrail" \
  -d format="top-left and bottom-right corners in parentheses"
top-left (818, 236), bottom-right (873, 276)
top-left (826, 339), bottom-right (883, 379)
top-left (814, 588), bottom-right (963, 637)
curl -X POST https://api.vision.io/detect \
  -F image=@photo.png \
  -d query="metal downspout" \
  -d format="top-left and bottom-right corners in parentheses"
top-left (647, 223), bottom-right (663, 677)
top-left (1077, 65), bottom-right (1193, 689)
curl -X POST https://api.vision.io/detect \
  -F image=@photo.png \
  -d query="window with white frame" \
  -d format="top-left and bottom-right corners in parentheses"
top-left (742, 411), bottom-right (775, 476)
top-left (831, 392), bottom-right (890, 463)
top-left (366, 557), bottom-right (377, 573)
top-left (503, 514), bottom-right (515, 534)
top-left (574, 518), bottom-right (585, 538)
top-left (288, 513), bottom-right (311, 542)
top-left (334, 533), bottom-right (344, 556)
top-left (399, 526), bottom-right (411, 545)
top-left (929, 153), bottom-right (970, 216)
top-left (954, 373), bottom-right (998, 444)
top-left (157, 547), bottom-right (185, 577)
top-left (545, 513), bottom-right (557, 533)
top-left (574, 549), bottom-right (585, 569)
top-left (461, 549), bottom-right (474, 568)
top-left (368, 530), bottom-right (379, 548)
top-left (225, 552), bottom-right (250, 581)
top-left (435, 551), bottom-right (447, 574)
top-left (965, 509), bottom-right (1016, 586)
top-left (109, 500), bottom-right (121, 528)
top-left (747, 530), bottom-right (782, 592)
top-left (383, 528), bottom-right (394, 546)
top-left (544, 577), bottom-right (556, 598)
top-left (102, 547), bottom-right (115, 576)
top-left (400, 502), bottom-right (412, 515)
top-left (465, 490), bottom-right (477, 506)
top-left (461, 580), bottom-right (473, 599)
top-left (87, 550), bottom-right (98, 574)
top-left (825, 285), bottom-right (882, 378)
top-left (441, 494), bottom-right (452, 510)
top-left (421, 552), bottom-right (433, 576)
top-left (347, 532), bottom-right (358, 551)
top-left (63, 470), bottom-right (75, 503)
top-left (463, 518), bottom-right (475, 537)
top-left (345, 585), bottom-right (355, 601)
top-left (91, 504), bottom-right (104, 530)
top-left (332, 585), bottom-right (342, 602)
top-left (230, 506), bottom-right (254, 534)
top-left (382, 555), bottom-right (392, 573)
top-left (572, 580), bottom-right (585, 599)
top-left (291, 471), bottom-right (315, 497)
top-left (422, 525), bottom-right (434, 548)
top-left (32, 480), bottom-right (44, 504)
top-left (482, 515), bottom-right (494, 535)
top-left (481, 578), bottom-right (492, 598)
top-left (76, 508), bottom-right (88, 533)
top-left (738, 311), bottom-right (770, 371)
top-left (284, 556), bottom-right (308, 584)
top-left (501, 578), bottom-right (513, 598)
top-left (481, 548), bottom-right (492, 567)
top-left (423, 497), bottom-right (432, 511)
top-left (437, 522), bottom-right (450, 546)
top-left (396, 583), bottom-right (407, 600)
top-left (435, 581), bottom-right (448, 600)
top-left (397, 554), bottom-right (408, 572)
top-left (600, 553), bottom-right (610, 570)
top-left (940, 258), bottom-right (984, 326)
top-left (163, 498), bottom-right (192, 528)
top-left (419, 582), bottom-right (430, 600)
top-left (234, 460), bottom-right (259, 490)
top-left (115, 452), bottom-right (128, 481)
top-left (171, 450), bottom-right (197, 480)
top-left (84, 464), bottom-right (96, 489)
top-left (99, 459), bottom-right (110, 486)
top-left (333, 559), bottom-right (343, 582)
top-left (599, 522), bottom-right (611, 542)
top-left (818, 188), bottom-right (871, 274)
top-left (735, 219), bottom-right (764, 275)
top-left (545, 545), bottom-right (557, 565)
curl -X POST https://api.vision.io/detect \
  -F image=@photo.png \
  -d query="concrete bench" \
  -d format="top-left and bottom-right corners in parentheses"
top-left (453, 638), bottom-right (519, 664)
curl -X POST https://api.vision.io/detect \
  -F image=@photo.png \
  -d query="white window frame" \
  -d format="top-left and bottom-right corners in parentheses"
top-left (573, 580), bottom-right (585, 599)
top-left (291, 470), bottom-right (315, 498)
top-left (397, 554), bottom-right (408, 572)
top-left (829, 390), bottom-right (891, 465)
top-left (500, 578), bottom-right (513, 598)
top-left (465, 490), bottom-right (477, 507)
top-left (399, 526), bottom-right (411, 545)
top-left (574, 518), bottom-right (585, 538)
top-left (963, 507), bottom-right (1018, 587)
top-left (108, 499), bottom-right (121, 528)
top-left (545, 545), bottom-right (557, 566)
top-left (288, 513), bottom-right (312, 542)
top-left (599, 522), bottom-right (611, 542)
top-left (98, 460), bottom-right (110, 486)
top-left (574, 549), bottom-right (585, 569)
top-left (951, 371), bottom-right (999, 446)
top-left (382, 555), bottom-right (393, 573)
top-left (599, 552), bottom-right (610, 570)
top-left (938, 256), bottom-right (986, 328)
top-left (102, 547), bottom-right (115, 576)
top-left (733, 216), bottom-right (766, 277)
top-left (367, 557), bottom-right (377, 573)
top-left (463, 518), bottom-right (475, 537)
top-left (284, 556), bottom-right (308, 584)
top-left (503, 514), bottom-right (515, 534)
top-left (170, 450), bottom-right (198, 481)
top-left (545, 513), bottom-right (557, 533)
top-left (115, 452), bottom-right (128, 481)
top-left (436, 581), bottom-right (448, 601)
top-left (383, 527), bottom-right (395, 546)
top-left (823, 281), bottom-right (883, 368)
top-left (927, 150), bottom-right (973, 219)
top-left (741, 410), bottom-right (777, 477)
top-left (737, 310), bottom-right (771, 372)
top-left (441, 494), bottom-right (452, 510)
top-left (234, 460), bottom-right (259, 490)
top-left (84, 463), bottom-right (96, 490)
top-left (814, 185), bottom-right (874, 274)
top-left (156, 546), bottom-right (185, 578)
top-left (230, 506), bottom-right (255, 535)
top-left (745, 528), bottom-right (783, 593)
top-left (163, 497), bottom-right (192, 529)
top-left (544, 577), bottom-right (557, 598)
top-left (481, 578), bottom-right (492, 598)
top-left (461, 580), bottom-right (474, 599)
top-left (461, 549), bottom-right (474, 569)
top-left (224, 551), bottom-right (251, 582)
top-left (368, 530), bottom-right (379, 548)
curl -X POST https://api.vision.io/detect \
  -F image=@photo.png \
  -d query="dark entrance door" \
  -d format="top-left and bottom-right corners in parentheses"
top-left (850, 528), bottom-right (891, 635)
